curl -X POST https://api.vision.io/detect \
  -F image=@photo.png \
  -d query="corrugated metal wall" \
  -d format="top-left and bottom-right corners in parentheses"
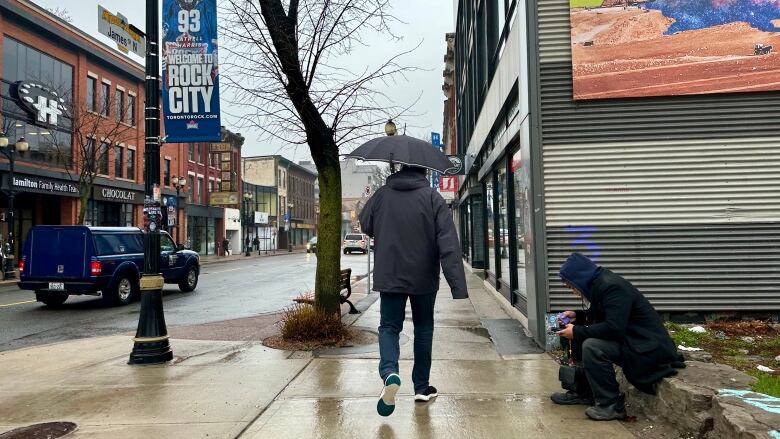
top-left (536, 0), bottom-right (780, 311)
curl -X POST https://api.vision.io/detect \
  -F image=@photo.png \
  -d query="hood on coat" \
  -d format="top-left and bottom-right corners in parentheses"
top-left (559, 252), bottom-right (602, 301)
top-left (386, 167), bottom-right (430, 191)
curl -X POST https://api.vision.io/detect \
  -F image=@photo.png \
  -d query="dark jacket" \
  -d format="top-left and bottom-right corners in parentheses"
top-left (561, 253), bottom-right (682, 392)
top-left (359, 168), bottom-right (468, 299)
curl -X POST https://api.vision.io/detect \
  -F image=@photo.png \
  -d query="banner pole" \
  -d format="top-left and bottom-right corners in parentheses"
top-left (130, 0), bottom-right (172, 365)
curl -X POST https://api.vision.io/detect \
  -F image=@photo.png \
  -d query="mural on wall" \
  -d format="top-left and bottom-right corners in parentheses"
top-left (569, 0), bottom-right (780, 100)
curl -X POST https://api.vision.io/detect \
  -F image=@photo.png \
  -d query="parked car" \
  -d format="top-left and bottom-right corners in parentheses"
top-left (343, 233), bottom-right (368, 254)
top-left (306, 236), bottom-right (318, 253)
top-left (18, 226), bottom-right (200, 307)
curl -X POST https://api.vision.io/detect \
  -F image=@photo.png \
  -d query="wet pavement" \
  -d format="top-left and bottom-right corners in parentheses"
top-left (0, 269), bottom-right (634, 438)
top-left (0, 252), bottom-right (374, 351)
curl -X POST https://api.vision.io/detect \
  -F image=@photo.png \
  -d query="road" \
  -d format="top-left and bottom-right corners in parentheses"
top-left (0, 252), bottom-right (374, 352)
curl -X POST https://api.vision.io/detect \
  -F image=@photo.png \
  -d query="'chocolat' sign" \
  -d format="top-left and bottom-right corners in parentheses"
top-left (95, 186), bottom-right (144, 204)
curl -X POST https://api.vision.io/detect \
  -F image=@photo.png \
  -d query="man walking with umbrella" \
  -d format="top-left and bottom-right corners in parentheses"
top-left (358, 161), bottom-right (468, 417)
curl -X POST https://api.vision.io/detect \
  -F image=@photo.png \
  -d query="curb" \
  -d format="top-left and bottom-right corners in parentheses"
top-left (199, 250), bottom-right (309, 266)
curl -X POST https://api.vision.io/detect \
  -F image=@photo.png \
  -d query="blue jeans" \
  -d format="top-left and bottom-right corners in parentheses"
top-left (378, 292), bottom-right (436, 394)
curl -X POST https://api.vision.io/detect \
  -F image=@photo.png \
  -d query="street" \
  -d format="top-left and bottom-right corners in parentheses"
top-left (0, 252), bottom-right (374, 352)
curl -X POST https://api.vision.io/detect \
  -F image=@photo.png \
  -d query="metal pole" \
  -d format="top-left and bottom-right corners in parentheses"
top-left (130, 0), bottom-right (172, 365)
top-left (287, 206), bottom-right (292, 252)
top-left (6, 149), bottom-right (14, 279)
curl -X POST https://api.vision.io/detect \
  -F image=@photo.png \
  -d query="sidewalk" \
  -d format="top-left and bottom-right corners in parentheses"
top-left (0, 272), bottom-right (633, 439)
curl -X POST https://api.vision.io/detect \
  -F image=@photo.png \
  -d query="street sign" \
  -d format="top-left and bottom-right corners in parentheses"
top-left (98, 6), bottom-right (145, 58)
top-left (431, 132), bottom-right (441, 147)
top-left (283, 213), bottom-right (290, 222)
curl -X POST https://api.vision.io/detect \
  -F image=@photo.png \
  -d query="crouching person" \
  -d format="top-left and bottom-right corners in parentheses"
top-left (552, 252), bottom-right (683, 421)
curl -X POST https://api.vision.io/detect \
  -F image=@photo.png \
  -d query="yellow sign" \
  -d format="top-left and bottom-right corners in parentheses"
top-left (210, 192), bottom-right (238, 206)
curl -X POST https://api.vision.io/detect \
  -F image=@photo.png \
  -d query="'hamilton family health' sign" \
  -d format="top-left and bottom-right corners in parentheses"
top-left (162, 0), bottom-right (222, 143)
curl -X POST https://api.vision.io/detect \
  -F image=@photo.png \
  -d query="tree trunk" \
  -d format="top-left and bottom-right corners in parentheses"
top-left (77, 187), bottom-right (90, 225)
top-left (313, 145), bottom-right (342, 314)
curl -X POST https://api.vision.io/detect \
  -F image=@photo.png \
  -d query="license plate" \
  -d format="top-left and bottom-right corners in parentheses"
top-left (48, 282), bottom-right (65, 291)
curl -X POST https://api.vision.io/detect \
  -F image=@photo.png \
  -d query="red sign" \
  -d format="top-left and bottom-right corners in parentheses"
top-left (439, 176), bottom-right (458, 192)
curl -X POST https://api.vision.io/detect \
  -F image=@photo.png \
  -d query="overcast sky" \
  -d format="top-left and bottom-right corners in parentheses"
top-left (29, 0), bottom-right (454, 161)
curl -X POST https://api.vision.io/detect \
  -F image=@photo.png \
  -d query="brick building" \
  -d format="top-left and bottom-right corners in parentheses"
top-left (0, 0), bottom-right (183, 258)
top-left (169, 128), bottom-right (244, 255)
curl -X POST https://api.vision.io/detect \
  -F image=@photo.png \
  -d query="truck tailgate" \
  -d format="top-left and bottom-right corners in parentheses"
top-left (29, 227), bottom-right (88, 279)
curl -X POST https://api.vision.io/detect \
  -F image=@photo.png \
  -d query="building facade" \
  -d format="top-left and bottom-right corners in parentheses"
top-left (0, 0), bottom-right (182, 258)
top-left (453, 0), bottom-right (780, 346)
top-left (173, 128), bottom-right (244, 255)
top-left (243, 155), bottom-right (317, 249)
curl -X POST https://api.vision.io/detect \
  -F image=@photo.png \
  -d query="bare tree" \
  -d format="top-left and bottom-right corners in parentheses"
top-left (46, 7), bottom-right (73, 23)
top-left (47, 88), bottom-right (137, 225)
top-left (221, 0), bottom-right (417, 313)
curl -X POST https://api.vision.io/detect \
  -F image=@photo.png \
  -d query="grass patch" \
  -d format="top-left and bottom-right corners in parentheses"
top-left (667, 321), bottom-right (780, 398)
top-left (570, 0), bottom-right (605, 8)
top-left (748, 372), bottom-right (780, 398)
top-left (666, 322), bottom-right (711, 348)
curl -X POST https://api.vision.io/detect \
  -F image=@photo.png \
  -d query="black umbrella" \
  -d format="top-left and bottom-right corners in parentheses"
top-left (344, 134), bottom-right (453, 173)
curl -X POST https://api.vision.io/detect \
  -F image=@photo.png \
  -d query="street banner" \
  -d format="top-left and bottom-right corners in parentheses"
top-left (162, 0), bottom-right (221, 142)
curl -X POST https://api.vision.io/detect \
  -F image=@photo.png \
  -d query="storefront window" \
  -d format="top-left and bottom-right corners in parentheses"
top-left (512, 150), bottom-right (528, 297)
top-left (485, 177), bottom-right (496, 275)
top-left (2, 37), bottom-right (73, 166)
top-left (497, 165), bottom-right (510, 283)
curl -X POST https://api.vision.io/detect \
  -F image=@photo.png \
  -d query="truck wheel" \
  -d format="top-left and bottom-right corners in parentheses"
top-left (36, 291), bottom-right (68, 307)
top-left (178, 266), bottom-right (199, 292)
top-left (103, 274), bottom-right (137, 306)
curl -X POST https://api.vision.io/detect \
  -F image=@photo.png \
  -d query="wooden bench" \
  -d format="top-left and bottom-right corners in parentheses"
top-left (293, 268), bottom-right (360, 314)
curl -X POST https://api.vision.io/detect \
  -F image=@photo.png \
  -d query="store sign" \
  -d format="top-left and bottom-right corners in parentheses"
top-left (444, 155), bottom-right (466, 175)
top-left (12, 81), bottom-right (67, 127)
top-left (162, 0), bottom-right (222, 142)
top-left (439, 176), bottom-right (458, 201)
top-left (210, 142), bottom-right (231, 152)
top-left (95, 187), bottom-right (144, 204)
top-left (12, 176), bottom-right (78, 196)
top-left (254, 212), bottom-right (269, 225)
top-left (225, 208), bottom-right (241, 231)
top-left (97, 6), bottom-right (145, 58)
top-left (210, 191), bottom-right (238, 206)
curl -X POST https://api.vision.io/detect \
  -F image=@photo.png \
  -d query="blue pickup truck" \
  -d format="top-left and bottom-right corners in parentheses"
top-left (18, 226), bottom-right (200, 307)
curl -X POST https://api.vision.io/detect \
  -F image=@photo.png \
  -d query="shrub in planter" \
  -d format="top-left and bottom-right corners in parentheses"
top-left (280, 302), bottom-right (347, 343)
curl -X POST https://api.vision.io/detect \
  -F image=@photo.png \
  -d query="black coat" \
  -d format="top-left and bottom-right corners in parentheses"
top-left (574, 269), bottom-right (682, 391)
top-left (359, 168), bottom-right (468, 299)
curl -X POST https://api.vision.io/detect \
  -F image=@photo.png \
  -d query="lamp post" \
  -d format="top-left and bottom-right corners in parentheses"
top-left (384, 119), bottom-right (397, 136)
top-left (172, 176), bottom-right (186, 243)
top-left (0, 135), bottom-right (28, 279)
top-left (243, 192), bottom-right (253, 256)
top-left (287, 202), bottom-right (294, 252)
top-left (129, 0), bottom-right (172, 365)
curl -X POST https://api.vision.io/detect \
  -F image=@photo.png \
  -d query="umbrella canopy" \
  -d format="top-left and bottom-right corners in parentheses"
top-left (344, 135), bottom-right (453, 173)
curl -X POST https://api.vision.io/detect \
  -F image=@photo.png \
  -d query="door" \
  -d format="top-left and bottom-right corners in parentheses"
top-left (159, 233), bottom-right (181, 281)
